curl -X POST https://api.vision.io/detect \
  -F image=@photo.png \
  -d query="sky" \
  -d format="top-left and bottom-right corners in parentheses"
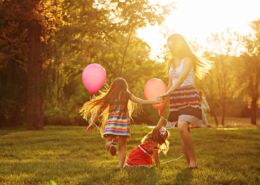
top-left (137, 0), bottom-right (260, 60)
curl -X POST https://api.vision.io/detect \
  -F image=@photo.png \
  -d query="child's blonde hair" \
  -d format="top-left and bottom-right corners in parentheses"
top-left (80, 77), bottom-right (136, 135)
top-left (141, 127), bottom-right (170, 154)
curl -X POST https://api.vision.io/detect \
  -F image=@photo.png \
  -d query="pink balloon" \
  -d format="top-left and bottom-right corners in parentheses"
top-left (82, 63), bottom-right (106, 94)
top-left (144, 78), bottom-right (167, 110)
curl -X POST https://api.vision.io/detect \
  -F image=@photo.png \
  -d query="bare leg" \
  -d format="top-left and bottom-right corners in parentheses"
top-left (104, 135), bottom-right (117, 156)
top-left (181, 139), bottom-right (190, 164)
top-left (178, 121), bottom-right (197, 168)
top-left (105, 135), bottom-right (114, 150)
top-left (117, 136), bottom-right (127, 168)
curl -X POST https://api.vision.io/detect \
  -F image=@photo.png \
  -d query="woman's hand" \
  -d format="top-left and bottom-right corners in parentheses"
top-left (160, 91), bottom-right (170, 98)
top-left (155, 96), bottom-right (163, 103)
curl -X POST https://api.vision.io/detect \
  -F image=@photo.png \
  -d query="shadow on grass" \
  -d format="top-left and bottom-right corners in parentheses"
top-left (0, 127), bottom-right (30, 136)
top-left (78, 166), bottom-right (159, 185)
top-left (126, 166), bottom-right (160, 185)
top-left (175, 168), bottom-right (193, 185)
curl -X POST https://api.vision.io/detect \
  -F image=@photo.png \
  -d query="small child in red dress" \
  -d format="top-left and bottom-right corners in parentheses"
top-left (124, 127), bottom-right (169, 168)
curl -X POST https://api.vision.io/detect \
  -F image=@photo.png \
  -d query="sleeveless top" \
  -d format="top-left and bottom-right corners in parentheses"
top-left (103, 93), bottom-right (130, 136)
top-left (169, 58), bottom-right (195, 87)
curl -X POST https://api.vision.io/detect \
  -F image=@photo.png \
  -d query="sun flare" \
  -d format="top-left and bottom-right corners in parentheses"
top-left (138, 0), bottom-right (260, 60)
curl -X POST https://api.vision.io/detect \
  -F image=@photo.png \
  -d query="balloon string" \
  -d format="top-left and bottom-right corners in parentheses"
top-left (160, 155), bottom-right (184, 165)
top-left (94, 123), bottom-right (100, 131)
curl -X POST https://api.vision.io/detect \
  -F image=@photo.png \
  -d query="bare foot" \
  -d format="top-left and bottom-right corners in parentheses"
top-left (188, 161), bottom-right (198, 169)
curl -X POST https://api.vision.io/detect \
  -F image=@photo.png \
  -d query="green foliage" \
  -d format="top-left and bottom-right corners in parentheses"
top-left (42, 0), bottom-right (169, 125)
top-left (0, 0), bottom-right (64, 127)
top-left (1, 0), bottom-right (258, 128)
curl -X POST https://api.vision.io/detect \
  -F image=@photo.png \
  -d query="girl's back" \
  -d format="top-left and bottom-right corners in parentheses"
top-left (104, 91), bottom-right (131, 137)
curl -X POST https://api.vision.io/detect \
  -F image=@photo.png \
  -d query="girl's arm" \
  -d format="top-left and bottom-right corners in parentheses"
top-left (161, 58), bottom-right (193, 97)
top-left (156, 116), bottom-right (166, 127)
top-left (86, 105), bottom-right (106, 132)
top-left (130, 93), bottom-right (162, 105)
top-left (153, 149), bottom-right (160, 167)
top-left (86, 113), bottom-right (99, 132)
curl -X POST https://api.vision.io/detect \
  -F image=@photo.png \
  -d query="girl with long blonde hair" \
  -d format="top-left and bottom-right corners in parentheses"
top-left (158, 34), bottom-right (211, 169)
top-left (80, 77), bottom-right (161, 168)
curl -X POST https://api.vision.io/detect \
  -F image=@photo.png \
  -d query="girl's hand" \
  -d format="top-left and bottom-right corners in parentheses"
top-left (86, 124), bottom-right (94, 133)
top-left (155, 96), bottom-right (163, 103)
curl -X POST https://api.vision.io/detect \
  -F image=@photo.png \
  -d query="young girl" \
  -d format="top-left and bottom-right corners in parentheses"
top-left (80, 77), bottom-right (162, 168)
top-left (125, 127), bottom-right (169, 168)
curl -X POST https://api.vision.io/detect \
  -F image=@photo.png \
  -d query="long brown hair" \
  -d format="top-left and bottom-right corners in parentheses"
top-left (167, 34), bottom-right (212, 79)
top-left (141, 127), bottom-right (170, 154)
top-left (80, 77), bottom-right (136, 135)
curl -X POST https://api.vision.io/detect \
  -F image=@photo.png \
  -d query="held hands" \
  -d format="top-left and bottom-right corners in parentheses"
top-left (155, 96), bottom-right (163, 103)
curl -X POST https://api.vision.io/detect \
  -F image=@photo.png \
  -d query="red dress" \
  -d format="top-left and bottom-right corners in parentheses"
top-left (125, 142), bottom-right (158, 167)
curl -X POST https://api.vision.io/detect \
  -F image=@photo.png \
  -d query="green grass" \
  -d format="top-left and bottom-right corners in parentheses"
top-left (0, 125), bottom-right (260, 185)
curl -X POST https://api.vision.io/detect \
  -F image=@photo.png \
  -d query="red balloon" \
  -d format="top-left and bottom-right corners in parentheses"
top-left (144, 78), bottom-right (167, 110)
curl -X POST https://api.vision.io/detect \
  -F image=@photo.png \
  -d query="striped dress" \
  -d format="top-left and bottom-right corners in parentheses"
top-left (103, 96), bottom-right (130, 136)
top-left (167, 59), bottom-right (202, 127)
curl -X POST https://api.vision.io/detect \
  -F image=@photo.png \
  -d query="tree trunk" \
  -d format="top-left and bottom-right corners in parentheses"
top-left (0, 113), bottom-right (5, 128)
top-left (220, 87), bottom-right (226, 126)
top-left (250, 72), bottom-right (259, 125)
top-left (26, 21), bottom-right (44, 130)
top-left (251, 96), bottom-right (257, 125)
top-left (220, 56), bottom-right (226, 126)
top-left (221, 104), bottom-right (226, 126)
top-left (248, 63), bottom-right (259, 125)
top-left (210, 108), bottom-right (219, 126)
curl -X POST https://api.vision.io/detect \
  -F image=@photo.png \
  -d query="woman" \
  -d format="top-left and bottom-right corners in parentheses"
top-left (157, 34), bottom-right (211, 169)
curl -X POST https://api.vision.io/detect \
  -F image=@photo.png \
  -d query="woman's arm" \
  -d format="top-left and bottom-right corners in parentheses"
top-left (153, 149), bottom-right (160, 167)
top-left (130, 93), bottom-right (162, 105)
top-left (167, 76), bottom-right (172, 89)
top-left (158, 77), bottom-right (172, 115)
top-left (161, 58), bottom-right (193, 97)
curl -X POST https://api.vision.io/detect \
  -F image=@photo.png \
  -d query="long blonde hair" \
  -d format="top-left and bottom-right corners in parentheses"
top-left (167, 34), bottom-right (212, 79)
top-left (141, 127), bottom-right (170, 155)
top-left (80, 77), bottom-right (136, 135)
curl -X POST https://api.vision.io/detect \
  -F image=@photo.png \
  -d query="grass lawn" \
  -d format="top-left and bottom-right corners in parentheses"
top-left (0, 125), bottom-right (259, 185)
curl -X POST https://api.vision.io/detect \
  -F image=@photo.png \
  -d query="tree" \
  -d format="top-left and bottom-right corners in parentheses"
top-left (202, 31), bottom-right (241, 126)
top-left (0, 0), bottom-right (64, 129)
top-left (43, 0), bottom-right (170, 124)
top-left (240, 20), bottom-right (260, 125)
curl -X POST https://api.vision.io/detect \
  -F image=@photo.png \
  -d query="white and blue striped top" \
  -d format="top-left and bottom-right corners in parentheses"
top-left (169, 58), bottom-right (194, 87)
